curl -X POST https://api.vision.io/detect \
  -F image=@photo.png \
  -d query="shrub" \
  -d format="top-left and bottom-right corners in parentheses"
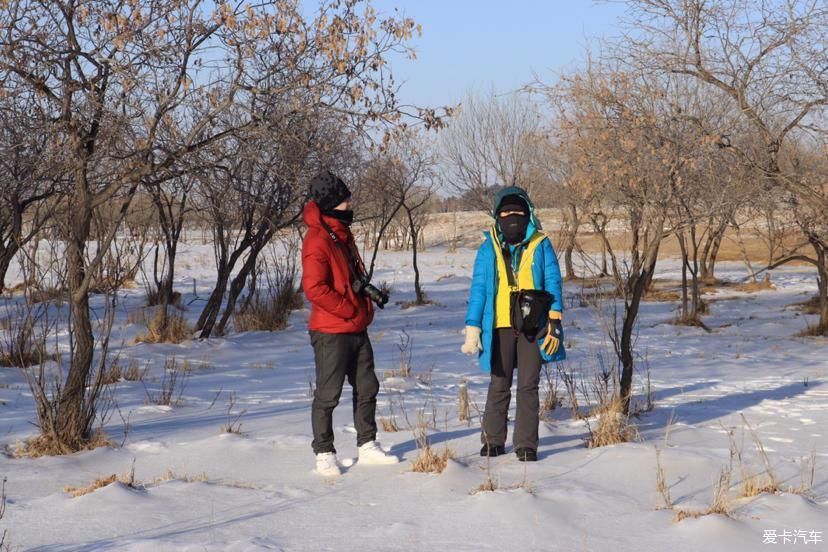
top-left (234, 253), bottom-right (302, 332)
top-left (134, 306), bottom-right (191, 344)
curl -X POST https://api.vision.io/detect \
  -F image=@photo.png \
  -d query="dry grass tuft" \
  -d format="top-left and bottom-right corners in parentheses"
top-left (727, 413), bottom-right (791, 498)
top-left (150, 470), bottom-right (208, 485)
top-left (796, 322), bottom-right (828, 338)
top-left (398, 296), bottom-right (437, 310)
top-left (134, 306), bottom-right (191, 344)
top-left (471, 476), bottom-right (498, 494)
top-left (470, 477), bottom-right (534, 495)
top-left (410, 411), bottom-right (454, 474)
top-left (64, 464), bottom-right (139, 497)
top-left (411, 445), bottom-right (455, 474)
top-left (0, 313), bottom-right (56, 368)
top-left (645, 289), bottom-right (682, 302)
top-left (383, 330), bottom-right (413, 379)
top-left (584, 395), bottom-right (639, 448)
top-left (733, 278), bottom-right (776, 293)
top-left (143, 357), bottom-right (190, 406)
top-left (739, 473), bottom-right (780, 497)
top-left (65, 466), bottom-right (210, 497)
top-left (89, 277), bottom-right (137, 295)
top-left (792, 295), bottom-right (821, 315)
top-left (64, 474), bottom-right (119, 497)
top-left (378, 389), bottom-right (403, 432)
top-left (12, 429), bottom-right (112, 459)
top-left (379, 417), bottom-right (400, 432)
top-left (100, 358), bottom-right (123, 385)
top-left (233, 288), bottom-right (302, 332)
top-left (220, 393), bottom-right (245, 434)
top-left (672, 312), bottom-right (711, 331)
top-left (458, 380), bottom-right (470, 423)
top-left (539, 366), bottom-right (560, 420)
top-left (790, 450), bottom-right (817, 496)
top-left (673, 467), bottom-right (732, 522)
top-left (26, 287), bottom-right (67, 305)
top-left (708, 467), bottom-right (733, 516)
top-left (655, 447), bottom-right (672, 509)
top-left (123, 359), bottom-right (149, 382)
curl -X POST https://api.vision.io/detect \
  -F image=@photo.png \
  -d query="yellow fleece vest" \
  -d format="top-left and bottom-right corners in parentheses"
top-left (493, 229), bottom-right (547, 328)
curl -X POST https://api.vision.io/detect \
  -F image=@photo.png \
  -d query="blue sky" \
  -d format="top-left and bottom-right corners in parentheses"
top-left (366, 0), bottom-right (628, 109)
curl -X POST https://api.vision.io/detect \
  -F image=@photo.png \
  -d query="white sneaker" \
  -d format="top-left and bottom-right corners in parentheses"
top-left (315, 452), bottom-right (341, 477)
top-left (358, 441), bottom-right (399, 465)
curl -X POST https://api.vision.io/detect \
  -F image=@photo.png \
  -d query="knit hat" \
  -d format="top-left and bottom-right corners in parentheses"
top-left (497, 194), bottom-right (529, 215)
top-left (307, 170), bottom-right (351, 212)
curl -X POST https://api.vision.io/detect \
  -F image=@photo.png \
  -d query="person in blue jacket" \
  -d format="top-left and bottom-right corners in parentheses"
top-left (461, 186), bottom-right (565, 462)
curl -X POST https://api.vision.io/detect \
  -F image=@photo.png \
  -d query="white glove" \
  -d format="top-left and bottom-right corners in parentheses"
top-left (460, 326), bottom-right (483, 355)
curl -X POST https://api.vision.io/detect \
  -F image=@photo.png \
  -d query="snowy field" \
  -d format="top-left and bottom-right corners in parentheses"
top-left (1, 242), bottom-right (827, 551)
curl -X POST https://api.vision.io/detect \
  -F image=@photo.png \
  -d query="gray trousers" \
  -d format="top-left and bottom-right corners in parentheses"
top-left (481, 328), bottom-right (542, 450)
top-left (310, 331), bottom-right (379, 454)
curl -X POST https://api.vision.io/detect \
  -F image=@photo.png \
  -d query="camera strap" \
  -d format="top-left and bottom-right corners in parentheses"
top-left (501, 243), bottom-right (518, 288)
top-left (320, 218), bottom-right (367, 283)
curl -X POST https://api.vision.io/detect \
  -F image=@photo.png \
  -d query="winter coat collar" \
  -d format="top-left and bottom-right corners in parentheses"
top-left (303, 200), bottom-right (351, 242)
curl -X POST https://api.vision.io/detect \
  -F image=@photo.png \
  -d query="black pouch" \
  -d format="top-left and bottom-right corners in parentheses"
top-left (510, 289), bottom-right (554, 341)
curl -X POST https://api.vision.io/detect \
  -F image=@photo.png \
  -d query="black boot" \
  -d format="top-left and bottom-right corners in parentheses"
top-left (480, 444), bottom-right (506, 457)
top-left (515, 447), bottom-right (537, 462)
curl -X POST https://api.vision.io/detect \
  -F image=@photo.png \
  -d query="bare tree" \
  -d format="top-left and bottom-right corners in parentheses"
top-left (0, 89), bottom-right (61, 293)
top-left (353, 155), bottom-right (406, 278)
top-left (556, 64), bottom-right (723, 412)
top-left (0, 0), bottom-right (445, 451)
top-left (388, 132), bottom-right (438, 304)
top-left (524, 121), bottom-right (597, 280)
top-left (145, 171), bottom-right (196, 307)
top-left (195, 106), bottom-right (353, 339)
top-left (441, 90), bottom-right (542, 210)
top-left (625, 0), bottom-right (828, 331)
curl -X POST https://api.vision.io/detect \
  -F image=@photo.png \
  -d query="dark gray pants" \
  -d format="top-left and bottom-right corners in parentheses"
top-left (310, 330), bottom-right (379, 454)
top-left (481, 328), bottom-right (542, 451)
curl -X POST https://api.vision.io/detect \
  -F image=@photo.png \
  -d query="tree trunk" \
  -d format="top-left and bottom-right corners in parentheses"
top-left (0, 242), bottom-right (17, 294)
top-left (600, 242), bottom-right (608, 277)
top-left (644, 239), bottom-right (660, 292)
top-left (561, 203), bottom-right (579, 280)
top-left (677, 231), bottom-right (689, 320)
top-left (159, 239), bottom-right (178, 306)
top-left (54, 170), bottom-right (95, 449)
top-left (689, 225), bottom-right (703, 319)
top-left (215, 235), bottom-right (273, 336)
top-left (367, 200), bottom-right (404, 279)
top-left (814, 241), bottom-right (828, 333)
top-left (197, 269), bottom-right (231, 339)
top-left (619, 227), bottom-right (662, 415)
top-left (700, 220), bottom-right (727, 284)
top-left (706, 231), bottom-right (724, 283)
top-left (194, 228), bottom-right (237, 336)
top-left (564, 245), bottom-right (576, 281)
top-left (407, 208), bottom-right (425, 304)
top-left (619, 260), bottom-right (652, 414)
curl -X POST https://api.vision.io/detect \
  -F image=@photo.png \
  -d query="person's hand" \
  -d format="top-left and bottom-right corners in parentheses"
top-left (461, 326), bottom-right (483, 355)
top-left (542, 313), bottom-right (563, 356)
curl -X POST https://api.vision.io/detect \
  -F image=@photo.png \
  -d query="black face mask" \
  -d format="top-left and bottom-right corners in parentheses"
top-left (324, 209), bottom-right (354, 226)
top-left (499, 213), bottom-right (529, 244)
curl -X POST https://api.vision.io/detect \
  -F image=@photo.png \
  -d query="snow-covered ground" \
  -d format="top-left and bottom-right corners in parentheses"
top-left (1, 243), bottom-right (827, 551)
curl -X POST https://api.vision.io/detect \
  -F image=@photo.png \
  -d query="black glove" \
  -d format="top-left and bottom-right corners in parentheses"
top-left (541, 318), bottom-right (563, 356)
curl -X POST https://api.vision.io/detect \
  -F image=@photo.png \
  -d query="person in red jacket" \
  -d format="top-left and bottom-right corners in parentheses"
top-left (302, 171), bottom-right (398, 476)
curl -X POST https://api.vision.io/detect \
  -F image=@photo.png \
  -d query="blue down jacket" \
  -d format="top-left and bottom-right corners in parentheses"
top-left (464, 187), bottom-right (566, 372)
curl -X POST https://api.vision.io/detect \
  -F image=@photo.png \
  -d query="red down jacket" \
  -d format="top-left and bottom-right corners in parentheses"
top-left (301, 200), bottom-right (374, 333)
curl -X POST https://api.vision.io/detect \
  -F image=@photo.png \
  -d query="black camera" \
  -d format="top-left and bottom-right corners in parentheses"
top-left (353, 278), bottom-right (389, 309)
